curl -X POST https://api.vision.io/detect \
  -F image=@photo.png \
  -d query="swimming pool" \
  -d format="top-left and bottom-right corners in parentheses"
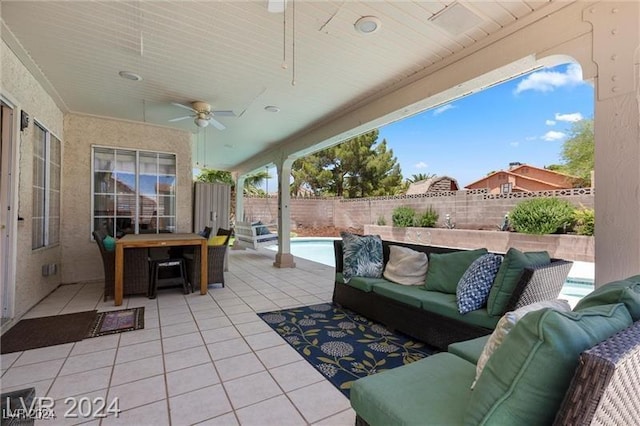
top-left (268, 238), bottom-right (594, 302)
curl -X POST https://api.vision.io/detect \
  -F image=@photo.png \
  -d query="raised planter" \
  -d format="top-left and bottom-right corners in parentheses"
top-left (363, 225), bottom-right (594, 262)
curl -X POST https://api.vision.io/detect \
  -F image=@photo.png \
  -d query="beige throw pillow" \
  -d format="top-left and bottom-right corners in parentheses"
top-left (471, 299), bottom-right (571, 389)
top-left (383, 245), bottom-right (428, 286)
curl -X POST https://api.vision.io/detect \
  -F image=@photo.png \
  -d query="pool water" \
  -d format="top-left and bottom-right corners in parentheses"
top-left (269, 238), bottom-right (594, 303)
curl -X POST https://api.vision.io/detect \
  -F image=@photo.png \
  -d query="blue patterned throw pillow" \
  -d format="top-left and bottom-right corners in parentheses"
top-left (456, 253), bottom-right (503, 314)
top-left (341, 232), bottom-right (383, 283)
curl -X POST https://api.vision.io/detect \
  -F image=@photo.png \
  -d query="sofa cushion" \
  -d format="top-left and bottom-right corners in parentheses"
top-left (372, 282), bottom-right (423, 308)
top-left (341, 232), bottom-right (384, 283)
top-left (473, 299), bottom-right (571, 388)
top-left (351, 352), bottom-right (475, 426)
top-left (574, 276), bottom-right (640, 321)
top-left (424, 248), bottom-right (488, 294)
top-left (456, 254), bottom-right (503, 314)
top-left (417, 291), bottom-right (499, 330)
top-left (447, 335), bottom-right (489, 365)
top-left (466, 303), bottom-right (633, 425)
top-left (486, 248), bottom-right (551, 316)
top-left (346, 276), bottom-right (391, 293)
top-left (383, 245), bottom-right (428, 285)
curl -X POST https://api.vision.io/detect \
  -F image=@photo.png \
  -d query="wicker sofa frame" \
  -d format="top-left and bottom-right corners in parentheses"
top-left (333, 239), bottom-right (573, 350)
top-left (355, 319), bottom-right (640, 426)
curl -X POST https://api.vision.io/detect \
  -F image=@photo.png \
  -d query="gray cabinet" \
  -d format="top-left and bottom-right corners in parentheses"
top-left (193, 182), bottom-right (231, 233)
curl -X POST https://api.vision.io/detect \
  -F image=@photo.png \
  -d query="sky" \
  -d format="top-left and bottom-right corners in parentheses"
top-left (253, 62), bottom-right (594, 192)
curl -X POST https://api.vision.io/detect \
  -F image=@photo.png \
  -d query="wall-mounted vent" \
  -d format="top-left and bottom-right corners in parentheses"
top-left (429, 2), bottom-right (484, 36)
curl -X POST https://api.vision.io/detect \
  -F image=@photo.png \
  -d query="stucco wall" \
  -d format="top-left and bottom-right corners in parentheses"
top-left (61, 114), bottom-right (193, 284)
top-left (2, 40), bottom-right (64, 318)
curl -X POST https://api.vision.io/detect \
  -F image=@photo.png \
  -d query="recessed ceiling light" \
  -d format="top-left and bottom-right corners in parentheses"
top-left (354, 16), bottom-right (381, 34)
top-left (264, 106), bottom-right (281, 113)
top-left (118, 71), bottom-right (143, 81)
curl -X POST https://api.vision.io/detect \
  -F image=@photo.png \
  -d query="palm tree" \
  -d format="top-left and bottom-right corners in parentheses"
top-left (407, 172), bottom-right (436, 183)
top-left (196, 169), bottom-right (270, 195)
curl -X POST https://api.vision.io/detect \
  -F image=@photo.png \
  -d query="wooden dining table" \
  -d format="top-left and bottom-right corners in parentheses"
top-left (114, 233), bottom-right (208, 306)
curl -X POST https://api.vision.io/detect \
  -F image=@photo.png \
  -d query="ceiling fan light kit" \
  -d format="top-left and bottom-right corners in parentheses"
top-left (169, 101), bottom-right (235, 130)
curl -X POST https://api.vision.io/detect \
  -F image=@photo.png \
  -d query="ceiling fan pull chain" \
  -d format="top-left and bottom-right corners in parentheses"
top-left (281, 3), bottom-right (287, 70)
top-left (291, 0), bottom-right (296, 86)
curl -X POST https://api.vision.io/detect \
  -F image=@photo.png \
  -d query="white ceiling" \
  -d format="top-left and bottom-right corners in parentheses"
top-left (1, 0), bottom-right (555, 172)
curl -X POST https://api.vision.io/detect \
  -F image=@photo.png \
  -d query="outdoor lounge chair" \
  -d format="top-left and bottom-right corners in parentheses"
top-left (92, 230), bottom-right (150, 300)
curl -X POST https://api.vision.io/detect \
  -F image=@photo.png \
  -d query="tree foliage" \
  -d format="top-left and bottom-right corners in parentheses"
top-left (196, 169), bottom-right (270, 195)
top-left (407, 173), bottom-right (436, 183)
top-left (291, 129), bottom-right (404, 198)
top-left (551, 119), bottom-right (594, 186)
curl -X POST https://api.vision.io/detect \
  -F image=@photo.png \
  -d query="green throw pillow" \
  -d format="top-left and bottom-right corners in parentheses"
top-left (486, 248), bottom-right (551, 316)
top-left (574, 276), bottom-right (640, 321)
top-left (424, 248), bottom-right (488, 294)
top-left (103, 235), bottom-right (116, 252)
top-left (465, 303), bottom-right (632, 425)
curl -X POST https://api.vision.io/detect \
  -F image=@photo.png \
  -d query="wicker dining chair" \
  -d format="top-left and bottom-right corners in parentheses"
top-left (185, 228), bottom-right (232, 291)
top-left (92, 230), bottom-right (150, 300)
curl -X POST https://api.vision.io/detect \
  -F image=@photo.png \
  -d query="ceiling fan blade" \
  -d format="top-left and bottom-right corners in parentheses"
top-left (168, 115), bottom-right (193, 122)
top-left (212, 110), bottom-right (236, 117)
top-left (171, 102), bottom-right (196, 113)
top-left (209, 118), bottom-right (226, 130)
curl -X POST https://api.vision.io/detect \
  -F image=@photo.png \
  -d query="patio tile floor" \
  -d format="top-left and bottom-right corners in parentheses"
top-left (1, 249), bottom-right (354, 425)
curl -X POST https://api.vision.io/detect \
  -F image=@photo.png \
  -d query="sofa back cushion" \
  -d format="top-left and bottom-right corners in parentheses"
top-left (465, 303), bottom-right (632, 425)
top-left (574, 276), bottom-right (640, 321)
top-left (383, 245), bottom-right (429, 286)
top-left (424, 248), bottom-right (488, 294)
top-left (486, 248), bottom-right (551, 316)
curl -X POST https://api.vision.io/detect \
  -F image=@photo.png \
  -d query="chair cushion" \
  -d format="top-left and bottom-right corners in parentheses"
top-left (574, 276), bottom-right (640, 321)
top-left (424, 248), bottom-right (488, 294)
top-left (341, 232), bottom-right (383, 283)
top-left (103, 235), bottom-right (116, 251)
top-left (466, 303), bottom-right (632, 425)
top-left (383, 245), bottom-right (428, 286)
top-left (486, 248), bottom-right (551, 316)
top-left (208, 235), bottom-right (227, 246)
top-left (447, 335), bottom-right (489, 365)
top-left (472, 299), bottom-right (571, 388)
top-left (351, 353), bottom-right (475, 426)
top-left (456, 254), bottom-right (503, 314)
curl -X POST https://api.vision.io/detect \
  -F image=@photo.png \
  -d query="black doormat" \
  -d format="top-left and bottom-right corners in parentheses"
top-left (1, 310), bottom-right (98, 354)
top-left (86, 307), bottom-right (144, 338)
top-left (258, 303), bottom-right (436, 398)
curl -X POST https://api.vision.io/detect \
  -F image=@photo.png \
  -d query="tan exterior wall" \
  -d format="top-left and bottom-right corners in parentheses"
top-left (244, 189), bottom-right (593, 232)
top-left (2, 41), bottom-right (64, 319)
top-left (61, 114), bottom-right (193, 284)
top-left (516, 167), bottom-right (571, 187)
top-left (364, 225), bottom-right (594, 262)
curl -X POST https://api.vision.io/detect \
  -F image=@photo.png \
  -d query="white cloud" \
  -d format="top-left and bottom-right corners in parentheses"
top-left (545, 120), bottom-right (556, 126)
top-left (515, 63), bottom-right (583, 94)
top-left (414, 161), bottom-right (428, 169)
top-left (433, 104), bottom-right (455, 116)
top-left (525, 136), bottom-right (537, 141)
top-left (555, 112), bottom-right (583, 122)
top-left (510, 141), bottom-right (520, 147)
top-left (542, 131), bottom-right (566, 141)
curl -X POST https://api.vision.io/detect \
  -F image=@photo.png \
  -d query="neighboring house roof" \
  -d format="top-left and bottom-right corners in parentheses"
top-left (464, 164), bottom-right (577, 190)
top-left (406, 176), bottom-right (459, 195)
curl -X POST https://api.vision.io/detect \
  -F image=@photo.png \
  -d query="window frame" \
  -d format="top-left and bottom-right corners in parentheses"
top-left (90, 145), bottom-right (177, 238)
top-left (32, 121), bottom-right (61, 250)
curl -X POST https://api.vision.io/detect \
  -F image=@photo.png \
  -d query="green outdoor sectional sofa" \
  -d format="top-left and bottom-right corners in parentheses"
top-left (349, 277), bottom-right (640, 425)
top-left (332, 239), bottom-right (573, 350)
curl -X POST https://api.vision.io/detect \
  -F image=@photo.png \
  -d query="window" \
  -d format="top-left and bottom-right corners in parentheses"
top-left (92, 147), bottom-right (176, 237)
top-left (501, 183), bottom-right (513, 194)
top-left (32, 123), bottom-right (61, 249)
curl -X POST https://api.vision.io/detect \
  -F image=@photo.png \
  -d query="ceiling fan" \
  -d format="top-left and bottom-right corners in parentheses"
top-left (169, 101), bottom-right (235, 130)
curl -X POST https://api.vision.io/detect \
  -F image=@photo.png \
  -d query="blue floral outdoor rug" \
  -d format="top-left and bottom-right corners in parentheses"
top-left (258, 303), bottom-right (436, 398)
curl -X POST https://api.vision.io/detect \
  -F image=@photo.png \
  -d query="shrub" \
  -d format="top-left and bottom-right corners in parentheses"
top-left (417, 207), bottom-right (439, 227)
top-left (376, 215), bottom-right (387, 226)
top-left (509, 198), bottom-right (575, 235)
top-left (392, 206), bottom-right (416, 227)
top-left (573, 207), bottom-right (595, 236)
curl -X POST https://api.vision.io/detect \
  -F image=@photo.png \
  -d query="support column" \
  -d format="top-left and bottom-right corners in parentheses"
top-left (231, 174), bottom-right (245, 250)
top-left (274, 157), bottom-right (296, 268)
top-left (584, 1), bottom-right (640, 284)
